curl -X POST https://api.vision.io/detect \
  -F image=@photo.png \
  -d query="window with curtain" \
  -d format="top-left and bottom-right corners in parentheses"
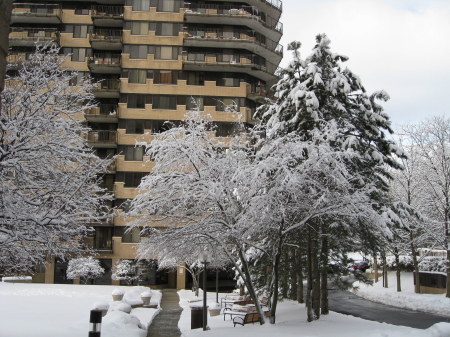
top-left (128, 69), bottom-right (147, 84)
top-left (123, 146), bottom-right (144, 161)
top-left (125, 120), bottom-right (145, 134)
top-left (186, 97), bottom-right (204, 111)
top-left (153, 95), bottom-right (177, 110)
top-left (122, 227), bottom-right (141, 243)
top-left (131, 22), bottom-right (148, 35)
top-left (132, 0), bottom-right (150, 11)
top-left (73, 25), bottom-right (88, 38)
top-left (127, 94), bottom-right (146, 108)
top-left (155, 46), bottom-right (178, 60)
top-left (130, 45), bottom-right (148, 59)
top-left (154, 70), bottom-right (176, 84)
top-left (71, 48), bottom-right (87, 62)
top-left (186, 72), bottom-right (204, 85)
top-left (156, 0), bottom-right (180, 12)
top-left (155, 22), bottom-right (179, 36)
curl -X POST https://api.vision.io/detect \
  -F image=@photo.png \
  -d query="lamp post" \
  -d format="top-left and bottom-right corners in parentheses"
top-left (200, 250), bottom-right (211, 331)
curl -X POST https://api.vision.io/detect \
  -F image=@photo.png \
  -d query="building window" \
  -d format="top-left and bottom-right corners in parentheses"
top-left (186, 72), bottom-right (204, 86)
top-left (71, 48), bottom-right (87, 62)
top-left (122, 227), bottom-right (141, 243)
top-left (156, 0), bottom-right (180, 12)
top-left (130, 45), bottom-right (148, 59)
top-left (119, 145), bottom-right (145, 161)
top-left (132, 0), bottom-right (150, 11)
top-left (153, 95), bottom-right (177, 110)
top-left (216, 98), bottom-right (239, 111)
top-left (218, 74), bottom-right (240, 87)
top-left (75, 8), bottom-right (89, 15)
top-left (186, 97), bottom-right (204, 111)
top-left (69, 72), bottom-right (88, 86)
top-left (123, 119), bottom-right (147, 134)
top-left (124, 172), bottom-right (145, 187)
top-left (153, 70), bottom-right (177, 84)
top-left (128, 69), bottom-right (147, 84)
top-left (155, 46), bottom-right (178, 60)
top-left (127, 94), bottom-right (146, 109)
top-left (131, 22), bottom-right (148, 35)
top-left (73, 25), bottom-right (88, 38)
top-left (95, 227), bottom-right (113, 250)
top-left (155, 22), bottom-right (179, 36)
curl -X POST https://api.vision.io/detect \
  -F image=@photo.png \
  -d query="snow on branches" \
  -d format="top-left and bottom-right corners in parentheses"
top-left (0, 45), bottom-right (113, 274)
top-left (67, 257), bottom-right (105, 284)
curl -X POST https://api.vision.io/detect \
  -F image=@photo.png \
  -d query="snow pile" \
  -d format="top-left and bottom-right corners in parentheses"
top-left (353, 272), bottom-right (450, 316)
top-left (102, 310), bottom-right (146, 337)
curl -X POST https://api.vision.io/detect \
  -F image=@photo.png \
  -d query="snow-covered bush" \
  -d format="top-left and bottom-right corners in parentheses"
top-left (112, 259), bottom-right (140, 285)
top-left (140, 291), bottom-right (152, 298)
top-left (419, 257), bottom-right (447, 273)
top-left (66, 257), bottom-right (105, 284)
top-left (111, 302), bottom-right (132, 314)
top-left (386, 255), bottom-right (414, 271)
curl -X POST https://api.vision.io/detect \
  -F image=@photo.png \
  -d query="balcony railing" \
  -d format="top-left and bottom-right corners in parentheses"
top-left (183, 27), bottom-right (283, 57)
top-left (91, 5), bottom-right (124, 18)
top-left (86, 104), bottom-right (118, 116)
top-left (182, 51), bottom-right (280, 75)
top-left (12, 3), bottom-right (61, 18)
top-left (87, 130), bottom-right (117, 143)
top-left (88, 54), bottom-right (121, 66)
top-left (92, 79), bottom-right (120, 91)
top-left (90, 29), bottom-right (123, 42)
top-left (183, 4), bottom-right (282, 34)
top-left (259, 0), bottom-right (282, 10)
top-left (9, 27), bottom-right (59, 44)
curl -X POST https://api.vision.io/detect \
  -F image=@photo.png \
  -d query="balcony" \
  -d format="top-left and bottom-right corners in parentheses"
top-left (89, 29), bottom-right (123, 50)
top-left (91, 5), bottom-right (124, 27)
top-left (183, 4), bottom-right (282, 41)
top-left (6, 52), bottom-right (33, 68)
top-left (182, 52), bottom-right (280, 85)
top-left (9, 28), bottom-right (59, 47)
top-left (85, 104), bottom-right (119, 123)
top-left (11, 3), bottom-right (61, 24)
top-left (200, 0), bottom-right (282, 20)
top-left (88, 54), bottom-right (121, 74)
top-left (91, 79), bottom-right (120, 98)
top-left (183, 27), bottom-right (283, 63)
top-left (87, 130), bottom-right (117, 148)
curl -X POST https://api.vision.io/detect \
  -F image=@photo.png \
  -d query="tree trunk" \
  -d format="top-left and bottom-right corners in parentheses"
top-left (374, 255), bottom-right (379, 283)
top-left (410, 234), bottom-right (420, 293)
top-left (383, 253), bottom-right (388, 288)
top-left (320, 234), bottom-right (329, 315)
top-left (237, 248), bottom-right (266, 324)
top-left (290, 248), bottom-right (298, 301)
top-left (311, 227), bottom-right (320, 320)
top-left (395, 249), bottom-right (401, 292)
top-left (306, 232), bottom-right (314, 322)
top-left (297, 249), bottom-right (304, 304)
top-left (269, 234), bottom-right (283, 324)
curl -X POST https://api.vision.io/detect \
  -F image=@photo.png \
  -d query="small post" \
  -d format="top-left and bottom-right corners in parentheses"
top-left (200, 249), bottom-right (211, 331)
top-left (216, 269), bottom-right (219, 303)
top-left (89, 309), bottom-right (102, 337)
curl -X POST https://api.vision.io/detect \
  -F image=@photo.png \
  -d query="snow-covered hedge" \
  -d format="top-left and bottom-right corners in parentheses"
top-left (419, 257), bottom-right (447, 273)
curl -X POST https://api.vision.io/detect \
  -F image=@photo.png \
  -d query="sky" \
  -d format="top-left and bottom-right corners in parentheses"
top-left (278, 0), bottom-right (450, 129)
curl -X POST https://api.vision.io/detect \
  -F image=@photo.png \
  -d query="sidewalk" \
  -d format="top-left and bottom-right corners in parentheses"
top-left (147, 289), bottom-right (183, 337)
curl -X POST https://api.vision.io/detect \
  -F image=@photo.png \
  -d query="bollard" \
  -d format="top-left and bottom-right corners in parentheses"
top-left (89, 309), bottom-right (103, 337)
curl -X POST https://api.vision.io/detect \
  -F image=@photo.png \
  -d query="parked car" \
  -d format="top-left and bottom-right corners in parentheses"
top-left (350, 261), bottom-right (370, 272)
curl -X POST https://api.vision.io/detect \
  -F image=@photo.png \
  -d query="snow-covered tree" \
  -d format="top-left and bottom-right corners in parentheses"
top-left (67, 257), bottom-right (105, 284)
top-left (396, 116), bottom-right (450, 297)
top-left (0, 45), bottom-right (112, 274)
top-left (255, 35), bottom-right (403, 321)
top-left (127, 108), bottom-right (269, 323)
top-left (111, 259), bottom-right (139, 285)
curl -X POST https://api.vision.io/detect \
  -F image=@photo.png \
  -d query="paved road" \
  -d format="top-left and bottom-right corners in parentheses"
top-left (328, 289), bottom-right (450, 329)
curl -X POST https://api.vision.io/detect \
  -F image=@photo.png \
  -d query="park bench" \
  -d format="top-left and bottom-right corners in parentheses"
top-left (232, 312), bottom-right (261, 327)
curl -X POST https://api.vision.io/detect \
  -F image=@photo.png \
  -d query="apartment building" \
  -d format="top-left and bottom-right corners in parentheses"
top-left (7, 0), bottom-right (283, 288)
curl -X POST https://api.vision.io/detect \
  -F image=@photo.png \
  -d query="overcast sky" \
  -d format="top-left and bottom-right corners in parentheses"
top-left (278, 0), bottom-right (450, 129)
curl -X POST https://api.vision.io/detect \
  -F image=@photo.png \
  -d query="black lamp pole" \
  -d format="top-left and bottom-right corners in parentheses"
top-left (203, 261), bottom-right (208, 331)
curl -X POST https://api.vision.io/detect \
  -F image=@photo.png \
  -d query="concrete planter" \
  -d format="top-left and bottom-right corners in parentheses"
top-left (112, 294), bottom-right (124, 301)
top-left (141, 295), bottom-right (151, 306)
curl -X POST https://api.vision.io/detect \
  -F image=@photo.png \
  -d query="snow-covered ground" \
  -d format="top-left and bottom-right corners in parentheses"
top-left (2, 272), bottom-right (450, 337)
top-left (353, 272), bottom-right (450, 316)
top-left (0, 282), bottom-right (160, 337)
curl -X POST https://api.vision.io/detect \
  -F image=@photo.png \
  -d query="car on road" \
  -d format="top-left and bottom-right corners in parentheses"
top-left (350, 261), bottom-right (370, 272)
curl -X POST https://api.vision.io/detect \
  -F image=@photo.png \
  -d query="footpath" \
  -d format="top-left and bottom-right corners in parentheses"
top-left (147, 289), bottom-right (183, 337)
